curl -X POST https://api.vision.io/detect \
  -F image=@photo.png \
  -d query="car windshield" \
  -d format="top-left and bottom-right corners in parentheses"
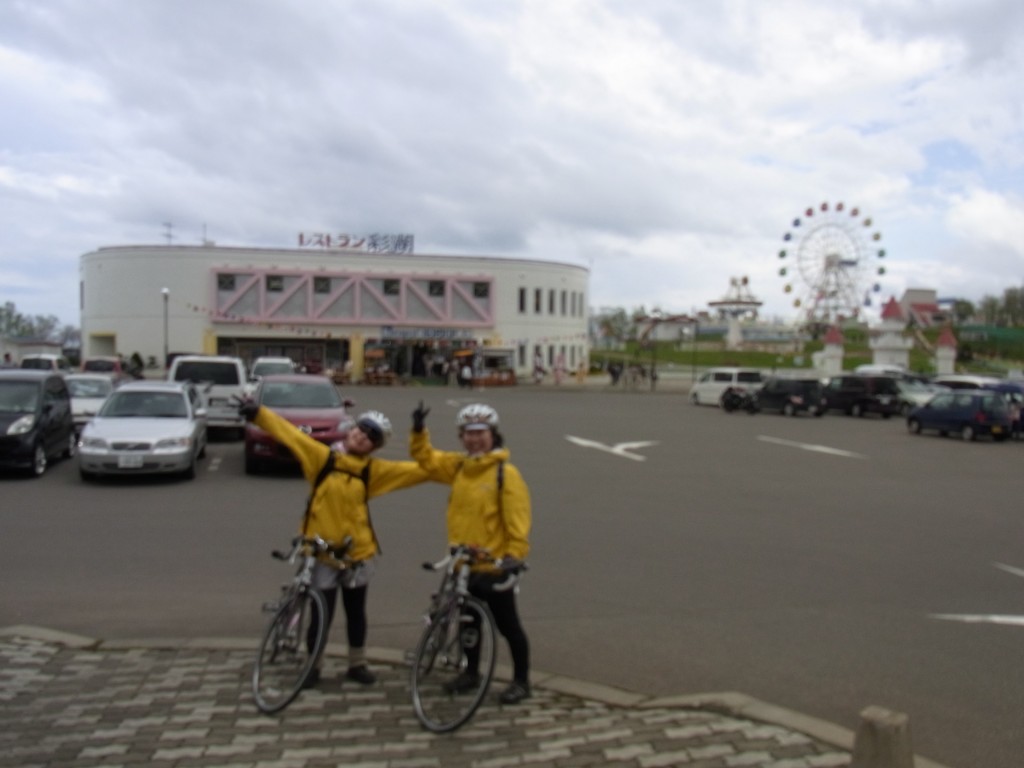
top-left (20, 358), bottom-right (52, 370)
top-left (260, 381), bottom-right (341, 408)
top-left (67, 378), bottom-right (114, 398)
top-left (100, 391), bottom-right (189, 418)
top-left (173, 361), bottom-right (240, 385)
top-left (83, 359), bottom-right (117, 372)
top-left (252, 362), bottom-right (294, 377)
top-left (0, 381), bottom-right (39, 413)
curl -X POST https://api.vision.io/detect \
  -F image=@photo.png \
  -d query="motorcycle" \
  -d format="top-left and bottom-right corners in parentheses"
top-left (720, 386), bottom-right (758, 414)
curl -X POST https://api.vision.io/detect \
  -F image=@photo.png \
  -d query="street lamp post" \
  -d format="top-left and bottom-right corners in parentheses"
top-left (161, 287), bottom-right (169, 372)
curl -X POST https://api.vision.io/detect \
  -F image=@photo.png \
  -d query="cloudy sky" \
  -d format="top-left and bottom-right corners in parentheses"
top-left (2, 0), bottom-right (1023, 328)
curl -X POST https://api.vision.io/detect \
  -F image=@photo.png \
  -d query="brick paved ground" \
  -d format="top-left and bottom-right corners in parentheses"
top-left (0, 629), bottom-right (854, 768)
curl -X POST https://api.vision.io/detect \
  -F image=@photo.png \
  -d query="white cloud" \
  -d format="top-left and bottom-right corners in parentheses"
top-left (0, 0), bottom-right (1022, 327)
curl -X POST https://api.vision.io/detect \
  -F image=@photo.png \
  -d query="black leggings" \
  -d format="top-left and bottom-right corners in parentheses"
top-left (308, 585), bottom-right (368, 652)
top-left (466, 577), bottom-right (530, 684)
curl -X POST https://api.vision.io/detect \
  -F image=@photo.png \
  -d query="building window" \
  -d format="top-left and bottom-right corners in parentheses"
top-left (314, 277), bottom-right (331, 294)
top-left (429, 280), bottom-right (445, 297)
top-left (473, 282), bottom-right (489, 298)
top-left (518, 287), bottom-right (526, 313)
top-left (548, 289), bottom-right (555, 315)
top-left (560, 290), bottom-right (567, 316)
top-left (534, 288), bottom-right (542, 314)
top-left (266, 275), bottom-right (283, 292)
top-left (383, 279), bottom-right (400, 295)
top-left (218, 274), bottom-right (236, 291)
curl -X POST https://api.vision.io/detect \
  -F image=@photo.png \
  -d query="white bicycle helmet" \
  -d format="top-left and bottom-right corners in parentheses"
top-left (355, 410), bottom-right (393, 447)
top-left (456, 403), bottom-right (499, 431)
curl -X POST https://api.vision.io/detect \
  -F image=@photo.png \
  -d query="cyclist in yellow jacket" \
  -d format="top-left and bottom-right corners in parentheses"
top-left (409, 401), bottom-right (533, 704)
top-left (241, 401), bottom-right (428, 687)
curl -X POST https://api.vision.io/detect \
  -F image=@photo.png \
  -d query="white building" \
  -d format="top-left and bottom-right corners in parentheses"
top-left (79, 243), bottom-right (589, 380)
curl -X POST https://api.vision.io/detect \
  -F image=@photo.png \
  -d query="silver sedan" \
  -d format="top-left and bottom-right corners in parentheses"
top-left (78, 381), bottom-right (207, 480)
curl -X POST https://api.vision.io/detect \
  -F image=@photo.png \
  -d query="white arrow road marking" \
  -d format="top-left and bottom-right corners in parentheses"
top-left (930, 562), bottom-right (1024, 628)
top-left (757, 435), bottom-right (866, 459)
top-left (565, 436), bottom-right (658, 461)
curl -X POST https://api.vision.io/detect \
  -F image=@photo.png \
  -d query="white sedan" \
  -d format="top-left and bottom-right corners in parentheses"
top-left (78, 381), bottom-right (207, 481)
top-left (65, 373), bottom-right (116, 435)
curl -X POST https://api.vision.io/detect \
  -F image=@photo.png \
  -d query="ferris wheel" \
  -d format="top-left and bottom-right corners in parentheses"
top-left (777, 201), bottom-right (886, 326)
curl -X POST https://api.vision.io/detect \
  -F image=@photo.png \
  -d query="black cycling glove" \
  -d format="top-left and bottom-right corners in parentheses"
top-left (412, 400), bottom-right (430, 432)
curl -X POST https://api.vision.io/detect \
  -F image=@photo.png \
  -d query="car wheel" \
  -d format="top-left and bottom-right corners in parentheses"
top-left (30, 443), bottom-right (47, 477)
top-left (882, 412), bottom-right (892, 420)
top-left (783, 403), bottom-right (796, 417)
top-left (198, 440), bottom-right (207, 460)
top-left (245, 454), bottom-right (261, 475)
top-left (63, 432), bottom-right (77, 459)
top-left (79, 468), bottom-right (96, 482)
top-left (908, 419), bottom-right (922, 435)
top-left (182, 450), bottom-right (198, 480)
top-left (689, 392), bottom-right (700, 405)
top-left (961, 425), bottom-right (976, 442)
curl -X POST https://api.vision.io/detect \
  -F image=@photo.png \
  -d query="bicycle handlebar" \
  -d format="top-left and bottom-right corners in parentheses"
top-left (272, 534), bottom-right (353, 565)
top-left (421, 543), bottom-right (528, 590)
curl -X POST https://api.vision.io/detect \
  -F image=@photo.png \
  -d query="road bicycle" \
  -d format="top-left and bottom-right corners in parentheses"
top-left (252, 534), bottom-right (352, 714)
top-left (410, 544), bottom-right (525, 733)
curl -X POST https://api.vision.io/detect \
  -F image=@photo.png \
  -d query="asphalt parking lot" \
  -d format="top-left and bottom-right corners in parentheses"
top-left (2, 381), bottom-right (1022, 767)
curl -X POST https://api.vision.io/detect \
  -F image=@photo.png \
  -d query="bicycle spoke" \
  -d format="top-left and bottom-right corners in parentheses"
top-left (410, 597), bottom-right (496, 732)
top-left (252, 590), bottom-right (327, 714)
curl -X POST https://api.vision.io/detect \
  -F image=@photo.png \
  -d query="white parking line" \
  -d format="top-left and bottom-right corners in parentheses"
top-left (930, 562), bottom-right (1024, 628)
top-left (757, 435), bottom-right (866, 459)
top-left (207, 456), bottom-right (222, 473)
top-left (565, 435), bottom-right (658, 461)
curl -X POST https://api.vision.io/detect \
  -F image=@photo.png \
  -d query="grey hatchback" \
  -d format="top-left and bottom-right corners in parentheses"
top-left (0, 369), bottom-right (77, 476)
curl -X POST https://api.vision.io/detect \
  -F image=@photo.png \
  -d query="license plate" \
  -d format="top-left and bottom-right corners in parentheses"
top-left (118, 454), bottom-right (144, 468)
top-left (992, 426), bottom-right (1003, 434)
top-left (878, 396), bottom-right (891, 404)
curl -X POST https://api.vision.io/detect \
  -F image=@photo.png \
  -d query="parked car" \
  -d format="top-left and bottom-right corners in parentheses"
top-left (751, 376), bottom-right (826, 416)
top-left (822, 375), bottom-right (902, 418)
top-left (78, 380), bottom-right (208, 480)
top-left (81, 356), bottom-right (132, 383)
top-left (930, 374), bottom-right (1003, 390)
top-left (0, 369), bottom-right (77, 476)
top-left (244, 374), bottom-right (352, 474)
top-left (894, 379), bottom-right (949, 417)
top-left (65, 373), bottom-right (117, 435)
top-left (243, 356), bottom-right (297, 397)
top-left (167, 354), bottom-right (247, 434)
top-left (689, 367), bottom-right (765, 406)
top-left (19, 353), bottom-right (72, 373)
top-left (906, 391), bottom-right (1011, 442)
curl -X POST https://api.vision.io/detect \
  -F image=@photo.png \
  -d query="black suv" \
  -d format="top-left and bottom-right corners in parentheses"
top-left (0, 369), bottom-right (76, 476)
top-left (752, 376), bottom-right (826, 416)
top-left (822, 374), bottom-right (902, 418)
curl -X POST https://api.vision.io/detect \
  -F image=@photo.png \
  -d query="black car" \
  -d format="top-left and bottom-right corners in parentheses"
top-left (0, 369), bottom-right (77, 476)
top-left (752, 376), bottom-right (826, 416)
top-left (822, 375), bottom-right (902, 418)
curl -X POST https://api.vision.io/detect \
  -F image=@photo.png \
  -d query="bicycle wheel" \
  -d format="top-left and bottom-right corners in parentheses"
top-left (252, 588), bottom-right (328, 714)
top-left (410, 596), bottom-right (496, 732)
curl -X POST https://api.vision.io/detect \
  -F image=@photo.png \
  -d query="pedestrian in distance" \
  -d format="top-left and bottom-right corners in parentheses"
top-left (409, 401), bottom-right (533, 704)
top-left (239, 398), bottom-right (429, 688)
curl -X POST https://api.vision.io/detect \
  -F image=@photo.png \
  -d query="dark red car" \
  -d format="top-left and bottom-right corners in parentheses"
top-left (244, 374), bottom-right (353, 474)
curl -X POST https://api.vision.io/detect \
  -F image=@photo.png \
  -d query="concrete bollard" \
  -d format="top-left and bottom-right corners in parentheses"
top-left (850, 705), bottom-right (914, 768)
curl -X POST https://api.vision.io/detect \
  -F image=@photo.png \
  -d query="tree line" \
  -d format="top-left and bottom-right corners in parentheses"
top-left (0, 301), bottom-right (80, 347)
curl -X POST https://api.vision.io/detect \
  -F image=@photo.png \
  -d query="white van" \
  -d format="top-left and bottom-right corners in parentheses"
top-left (168, 355), bottom-right (247, 431)
top-left (689, 367), bottom-right (765, 406)
top-left (931, 374), bottom-right (1003, 390)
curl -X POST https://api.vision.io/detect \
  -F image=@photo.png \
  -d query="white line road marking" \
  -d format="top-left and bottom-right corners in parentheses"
top-left (208, 457), bottom-right (222, 472)
top-left (930, 562), bottom-right (1024, 628)
top-left (930, 614), bottom-right (1024, 626)
top-left (565, 436), bottom-right (658, 461)
top-left (757, 435), bottom-right (866, 459)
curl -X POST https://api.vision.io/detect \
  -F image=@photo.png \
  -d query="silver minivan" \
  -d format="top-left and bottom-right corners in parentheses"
top-left (689, 367), bottom-right (765, 406)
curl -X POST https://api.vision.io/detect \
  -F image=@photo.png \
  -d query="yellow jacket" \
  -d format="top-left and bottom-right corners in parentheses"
top-left (409, 429), bottom-right (531, 565)
top-left (254, 406), bottom-right (429, 563)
